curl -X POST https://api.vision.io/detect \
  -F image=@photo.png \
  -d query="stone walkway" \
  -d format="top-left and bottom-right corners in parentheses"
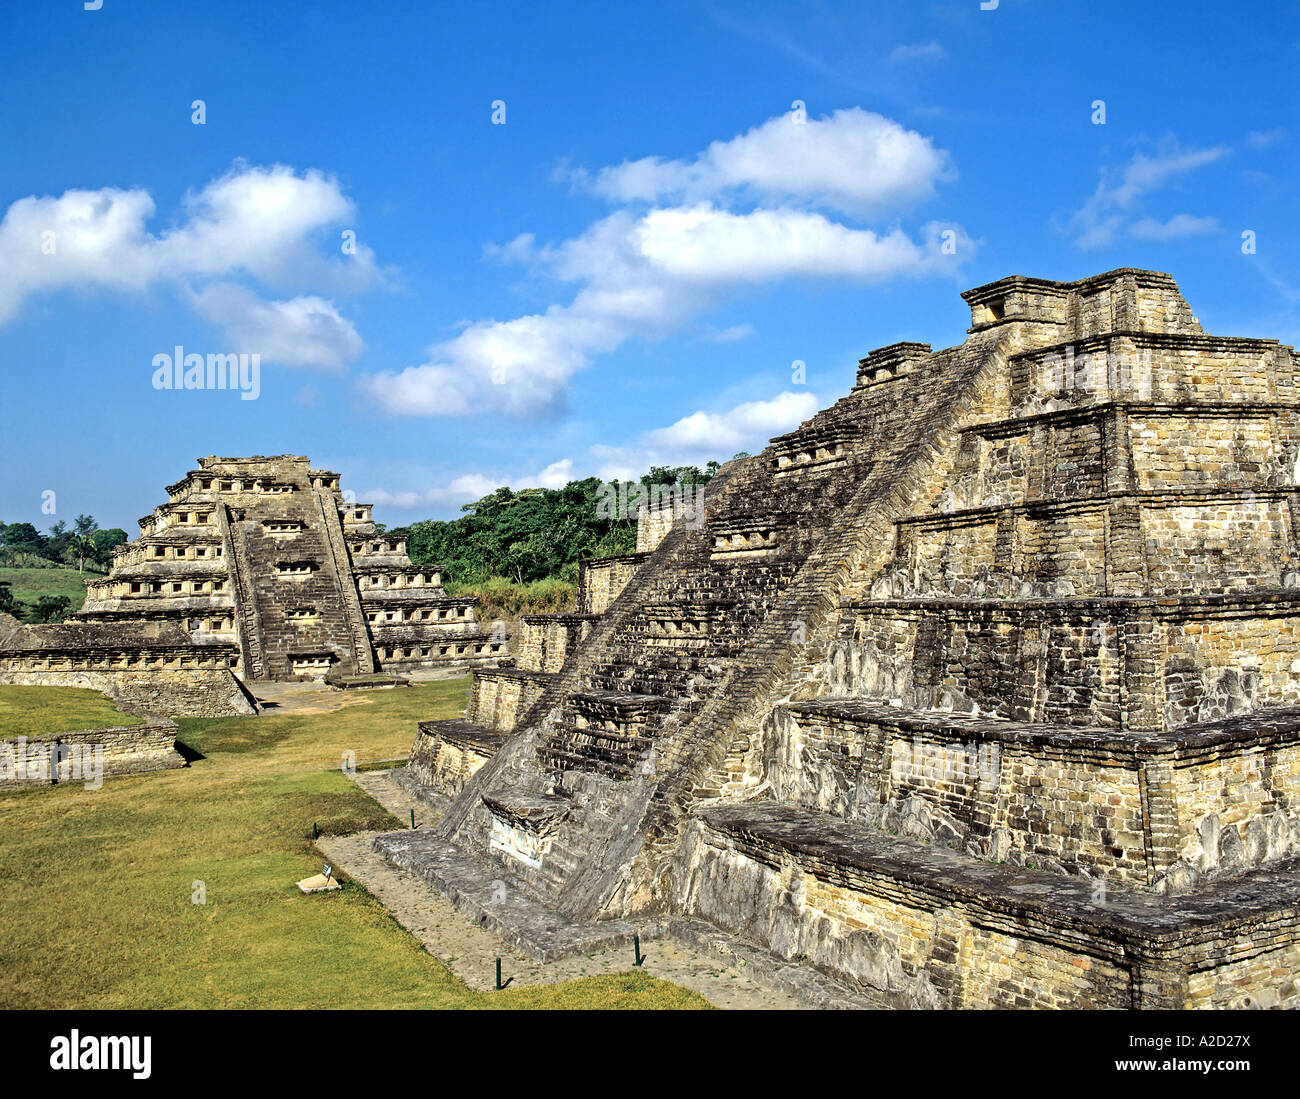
top-left (318, 769), bottom-right (882, 1008)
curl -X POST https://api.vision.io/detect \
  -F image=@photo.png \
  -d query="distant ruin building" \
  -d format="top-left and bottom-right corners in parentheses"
top-left (383, 269), bottom-right (1300, 1009)
top-left (0, 456), bottom-right (505, 716)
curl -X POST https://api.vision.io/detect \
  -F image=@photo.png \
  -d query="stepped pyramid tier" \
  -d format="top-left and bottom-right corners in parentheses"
top-left (0, 455), bottom-right (507, 716)
top-left (385, 269), bottom-right (1300, 1008)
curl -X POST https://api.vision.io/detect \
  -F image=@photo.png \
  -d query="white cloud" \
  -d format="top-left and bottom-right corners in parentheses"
top-left (0, 162), bottom-right (378, 350)
top-left (1246, 127), bottom-right (1287, 149)
top-left (628, 205), bottom-right (953, 283)
top-left (591, 390), bottom-right (821, 480)
top-left (1129, 214), bottom-right (1220, 241)
top-left (1068, 142), bottom-right (1228, 249)
top-left (702, 323), bottom-right (755, 343)
top-left (644, 390), bottom-right (819, 452)
top-left (361, 191), bottom-right (968, 419)
top-left (187, 283), bottom-right (363, 370)
top-left (581, 107), bottom-right (951, 217)
top-left (359, 205), bottom-right (962, 418)
top-left (361, 459), bottom-right (578, 511)
top-left (359, 390), bottom-right (817, 514)
top-left (889, 41), bottom-right (946, 64)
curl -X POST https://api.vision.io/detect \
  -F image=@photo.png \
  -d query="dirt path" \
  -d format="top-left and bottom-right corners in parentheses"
top-left (248, 682), bottom-right (377, 716)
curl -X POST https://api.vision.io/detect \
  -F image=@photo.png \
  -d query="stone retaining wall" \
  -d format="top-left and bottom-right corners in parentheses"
top-left (0, 720), bottom-right (184, 790)
top-left (0, 667), bottom-right (256, 717)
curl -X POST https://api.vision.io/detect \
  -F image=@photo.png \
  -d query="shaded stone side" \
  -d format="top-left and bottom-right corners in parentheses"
top-left (681, 805), bottom-right (1300, 1010)
top-left (577, 553), bottom-right (650, 616)
top-left (765, 700), bottom-right (1300, 887)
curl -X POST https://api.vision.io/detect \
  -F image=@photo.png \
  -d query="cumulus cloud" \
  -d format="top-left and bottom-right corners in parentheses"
top-left (1067, 142), bottom-right (1229, 249)
top-left (0, 162), bottom-right (378, 365)
top-left (359, 208), bottom-right (963, 418)
top-left (702, 323), bottom-right (755, 343)
top-left (590, 390), bottom-right (821, 480)
top-left (359, 390), bottom-right (817, 514)
top-left (361, 109), bottom-right (967, 419)
top-left (1245, 127), bottom-right (1287, 150)
top-left (187, 283), bottom-right (364, 370)
top-left (644, 390), bottom-right (819, 452)
top-left (580, 108), bottom-right (951, 217)
top-left (361, 459), bottom-right (577, 510)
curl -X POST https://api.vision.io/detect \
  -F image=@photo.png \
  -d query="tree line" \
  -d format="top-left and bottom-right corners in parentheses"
top-left (396, 461), bottom-right (738, 586)
top-left (0, 515), bottom-right (128, 623)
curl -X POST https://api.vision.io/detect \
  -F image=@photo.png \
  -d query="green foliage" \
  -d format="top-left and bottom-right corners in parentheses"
top-left (0, 581), bottom-right (22, 619)
top-left (404, 462), bottom-right (721, 585)
top-left (32, 594), bottom-right (72, 623)
top-left (1, 522), bottom-right (42, 550)
top-left (443, 575), bottom-right (578, 622)
top-left (0, 515), bottom-right (119, 574)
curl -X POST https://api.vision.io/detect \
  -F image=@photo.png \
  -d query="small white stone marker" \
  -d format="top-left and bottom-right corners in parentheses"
top-left (297, 862), bottom-right (341, 893)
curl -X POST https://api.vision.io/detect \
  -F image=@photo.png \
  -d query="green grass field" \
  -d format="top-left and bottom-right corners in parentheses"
top-left (0, 685), bottom-right (144, 736)
top-left (0, 679), bottom-right (707, 1009)
top-left (0, 565), bottom-right (94, 615)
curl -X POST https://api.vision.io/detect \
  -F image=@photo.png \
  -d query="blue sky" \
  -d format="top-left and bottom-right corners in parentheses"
top-left (1, 0), bottom-right (1297, 532)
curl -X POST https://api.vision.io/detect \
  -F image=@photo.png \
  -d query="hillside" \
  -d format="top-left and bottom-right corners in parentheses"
top-left (0, 566), bottom-right (95, 619)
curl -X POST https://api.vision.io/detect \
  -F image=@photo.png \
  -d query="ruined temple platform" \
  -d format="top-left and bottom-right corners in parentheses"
top-left (373, 828), bottom-right (648, 962)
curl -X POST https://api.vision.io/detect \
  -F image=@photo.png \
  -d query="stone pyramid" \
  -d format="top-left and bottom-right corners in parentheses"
top-left (381, 269), bottom-right (1300, 1008)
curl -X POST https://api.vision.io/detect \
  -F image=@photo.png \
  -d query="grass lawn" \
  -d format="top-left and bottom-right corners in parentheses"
top-left (0, 678), bottom-right (707, 1009)
top-left (0, 565), bottom-right (95, 615)
top-left (0, 685), bottom-right (145, 736)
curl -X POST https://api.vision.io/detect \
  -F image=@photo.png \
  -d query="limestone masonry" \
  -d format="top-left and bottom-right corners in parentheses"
top-left (383, 268), bottom-right (1300, 1009)
top-left (0, 455), bottom-right (505, 717)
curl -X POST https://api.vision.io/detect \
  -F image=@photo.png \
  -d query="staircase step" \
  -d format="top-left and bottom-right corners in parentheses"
top-left (417, 718), bottom-right (508, 756)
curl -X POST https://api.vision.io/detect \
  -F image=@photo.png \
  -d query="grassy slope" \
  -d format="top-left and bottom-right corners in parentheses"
top-left (0, 685), bottom-right (145, 736)
top-left (0, 565), bottom-right (92, 614)
top-left (0, 678), bottom-right (706, 1009)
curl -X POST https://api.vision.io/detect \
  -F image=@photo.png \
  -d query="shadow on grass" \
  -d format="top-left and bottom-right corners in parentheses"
top-left (173, 739), bottom-right (206, 764)
top-left (174, 715), bottom-right (297, 757)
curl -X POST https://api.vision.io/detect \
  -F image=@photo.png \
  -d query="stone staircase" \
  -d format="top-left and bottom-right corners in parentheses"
top-left (219, 505), bottom-right (267, 680)
top-left (313, 489), bottom-right (375, 676)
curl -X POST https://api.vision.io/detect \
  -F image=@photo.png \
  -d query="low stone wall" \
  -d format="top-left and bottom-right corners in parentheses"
top-left (408, 719), bottom-right (504, 797)
top-left (576, 554), bottom-right (649, 616)
top-left (0, 720), bottom-right (184, 790)
top-left (468, 668), bottom-right (556, 731)
top-left (0, 667), bottom-right (257, 718)
top-left (680, 805), bottom-right (1300, 1009)
top-left (516, 614), bottom-right (598, 674)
